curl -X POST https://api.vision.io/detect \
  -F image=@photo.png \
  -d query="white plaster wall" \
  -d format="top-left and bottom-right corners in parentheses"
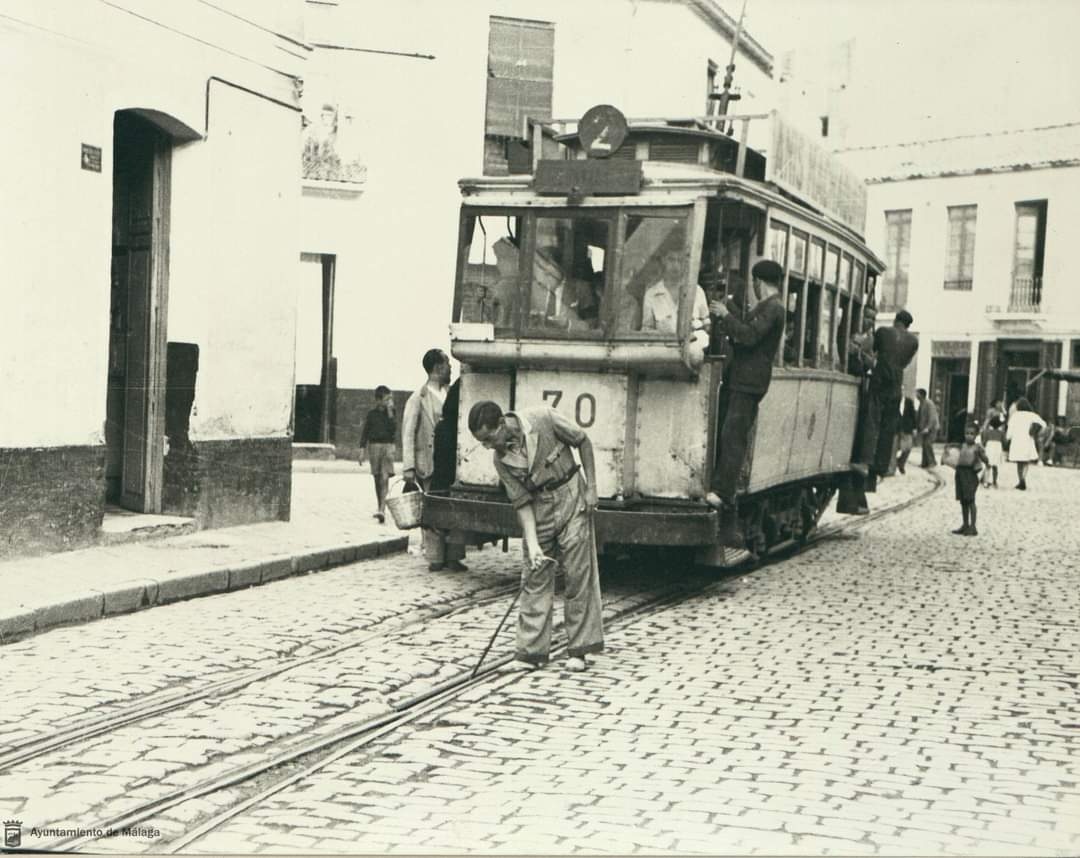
top-left (302, 0), bottom-right (774, 391)
top-left (861, 165), bottom-right (1080, 401)
top-left (169, 86), bottom-right (302, 441)
top-left (0, 1), bottom-right (303, 448)
top-left (0, 21), bottom-right (113, 448)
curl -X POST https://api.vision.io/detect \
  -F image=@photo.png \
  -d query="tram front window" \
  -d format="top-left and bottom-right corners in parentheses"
top-left (619, 214), bottom-right (691, 334)
top-left (527, 215), bottom-right (610, 335)
top-left (459, 214), bottom-right (522, 327)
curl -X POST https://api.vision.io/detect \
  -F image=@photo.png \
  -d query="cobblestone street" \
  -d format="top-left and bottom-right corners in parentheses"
top-left (191, 465), bottom-right (1078, 855)
top-left (1, 463), bottom-right (1076, 854)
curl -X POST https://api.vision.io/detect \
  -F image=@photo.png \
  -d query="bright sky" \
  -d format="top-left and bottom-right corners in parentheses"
top-left (742, 0), bottom-right (1080, 147)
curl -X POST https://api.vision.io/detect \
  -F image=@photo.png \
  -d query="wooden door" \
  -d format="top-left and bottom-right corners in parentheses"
top-left (109, 113), bottom-right (170, 512)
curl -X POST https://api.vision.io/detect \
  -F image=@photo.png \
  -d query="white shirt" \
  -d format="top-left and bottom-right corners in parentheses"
top-left (425, 380), bottom-right (447, 412)
top-left (641, 282), bottom-right (710, 334)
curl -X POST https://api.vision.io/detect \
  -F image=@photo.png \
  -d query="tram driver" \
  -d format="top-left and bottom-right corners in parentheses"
top-left (531, 246), bottom-right (599, 332)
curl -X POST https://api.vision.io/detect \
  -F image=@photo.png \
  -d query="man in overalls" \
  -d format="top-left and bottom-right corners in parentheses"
top-left (468, 401), bottom-right (605, 672)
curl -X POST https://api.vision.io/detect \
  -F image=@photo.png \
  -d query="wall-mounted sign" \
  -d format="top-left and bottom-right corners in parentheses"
top-left (81, 144), bottom-right (102, 172)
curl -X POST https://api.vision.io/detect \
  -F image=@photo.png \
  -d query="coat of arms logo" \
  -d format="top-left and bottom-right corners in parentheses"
top-left (4, 819), bottom-right (22, 849)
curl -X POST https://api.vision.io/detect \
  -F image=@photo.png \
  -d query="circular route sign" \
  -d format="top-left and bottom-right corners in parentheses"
top-left (578, 104), bottom-right (628, 159)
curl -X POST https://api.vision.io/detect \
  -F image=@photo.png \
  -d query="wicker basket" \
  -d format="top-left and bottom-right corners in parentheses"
top-left (385, 478), bottom-right (424, 530)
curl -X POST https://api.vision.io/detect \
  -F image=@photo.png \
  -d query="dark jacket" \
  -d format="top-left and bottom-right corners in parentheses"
top-left (870, 325), bottom-right (919, 397)
top-left (430, 380), bottom-right (461, 492)
top-left (360, 406), bottom-right (395, 446)
top-left (717, 293), bottom-right (786, 396)
top-left (899, 397), bottom-right (917, 433)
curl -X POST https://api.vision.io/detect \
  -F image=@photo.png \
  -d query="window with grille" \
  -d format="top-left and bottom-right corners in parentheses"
top-left (881, 210), bottom-right (910, 310)
top-left (1012, 200), bottom-right (1048, 309)
top-left (944, 204), bottom-right (976, 290)
top-left (484, 16), bottom-right (554, 176)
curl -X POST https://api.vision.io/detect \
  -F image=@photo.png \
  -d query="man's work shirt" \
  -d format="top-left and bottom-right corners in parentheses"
top-left (492, 407), bottom-right (585, 510)
top-left (641, 282), bottom-right (709, 334)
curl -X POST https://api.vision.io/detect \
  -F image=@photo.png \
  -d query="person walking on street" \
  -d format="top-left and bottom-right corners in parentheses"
top-left (468, 400), bottom-right (604, 672)
top-left (916, 388), bottom-right (939, 467)
top-left (895, 389), bottom-right (918, 474)
top-left (359, 384), bottom-right (396, 524)
top-left (852, 310), bottom-right (919, 478)
top-left (950, 421), bottom-right (990, 536)
top-left (403, 349), bottom-right (468, 572)
top-left (1005, 397), bottom-right (1046, 491)
top-left (979, 397), bottom-right (1006, 487)
top-left (705, 259), bottom-right (787, 546)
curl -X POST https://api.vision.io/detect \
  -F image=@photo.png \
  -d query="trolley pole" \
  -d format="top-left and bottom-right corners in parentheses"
top-left (711, 0), bottom-right (749, 131)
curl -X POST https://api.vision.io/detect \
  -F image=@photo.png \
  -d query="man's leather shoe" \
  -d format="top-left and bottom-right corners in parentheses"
top-left (446, 560), bottom-right (469, 572)
top-left (850, 462), bottom-right (869, 477)
top-left (428, 562), bottom-right (445, 572)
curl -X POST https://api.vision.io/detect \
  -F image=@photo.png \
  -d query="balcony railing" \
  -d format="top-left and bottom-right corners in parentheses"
top-left (1008, 276), bottom-right (1042, 312)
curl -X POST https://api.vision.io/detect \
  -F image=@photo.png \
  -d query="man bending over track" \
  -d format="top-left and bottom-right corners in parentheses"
top-left (468, 401), bottom-right (605, 673)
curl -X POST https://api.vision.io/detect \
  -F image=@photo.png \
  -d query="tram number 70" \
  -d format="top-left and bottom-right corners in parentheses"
top-left (542, 390), bottom-right (596, 428)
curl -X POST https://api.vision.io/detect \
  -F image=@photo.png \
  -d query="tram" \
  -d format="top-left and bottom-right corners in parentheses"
top-left (423, 105), bottom-right (884, 566)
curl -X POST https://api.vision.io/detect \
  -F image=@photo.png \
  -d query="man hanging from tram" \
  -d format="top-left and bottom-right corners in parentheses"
top-left (706, 258), bottom-right (786, 546)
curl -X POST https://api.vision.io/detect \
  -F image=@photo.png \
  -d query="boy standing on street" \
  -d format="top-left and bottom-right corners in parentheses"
top-left (360, 385), bottom-right (396, 524)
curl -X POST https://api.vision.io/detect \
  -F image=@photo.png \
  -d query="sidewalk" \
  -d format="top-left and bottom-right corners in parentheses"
top-left (0, 463), bottom-right (409, 643)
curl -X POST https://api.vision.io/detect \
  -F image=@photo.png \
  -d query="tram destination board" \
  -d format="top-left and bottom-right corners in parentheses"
top-left (534, 159), bottom-right (643, 197)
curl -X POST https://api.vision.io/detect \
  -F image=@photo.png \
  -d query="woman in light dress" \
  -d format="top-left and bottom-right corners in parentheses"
top-left (1005, 397), bottom-right (1046, 491)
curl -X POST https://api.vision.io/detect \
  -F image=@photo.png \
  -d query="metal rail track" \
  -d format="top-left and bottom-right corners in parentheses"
top-left (38, 472), bottom-right (945, 853)
top-left (0, 582), bottom-right (520, 772)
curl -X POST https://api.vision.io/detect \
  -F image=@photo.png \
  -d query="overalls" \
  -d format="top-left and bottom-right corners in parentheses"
top-left (494, 408), bottom-right (605, 664)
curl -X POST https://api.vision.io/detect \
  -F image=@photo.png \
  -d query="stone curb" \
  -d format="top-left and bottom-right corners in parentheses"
top-left (0, 534), bottom-right (409, 645)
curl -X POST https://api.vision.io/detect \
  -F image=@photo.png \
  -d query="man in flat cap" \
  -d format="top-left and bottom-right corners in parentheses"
top-left (852, 308), bottom-right (919, 480)
top-left (706, 258), bottom-right (787, 545)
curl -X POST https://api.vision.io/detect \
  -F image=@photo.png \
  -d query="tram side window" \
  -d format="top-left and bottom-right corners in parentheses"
top-left (826, 247), bottom-right (845, 364)
top-left (810, 239), bottom-right (834, 369)
top-left (527, 215), bottom-right (610, 336)
top-left (459, 214), bottom-right (522, 327)
top-left (619, 214), bottom-right (690, 335)
top-left (854, 263), bottom-right (869, 334)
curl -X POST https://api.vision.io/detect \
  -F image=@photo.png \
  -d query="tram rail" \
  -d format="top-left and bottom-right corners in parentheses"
top-left (32, 470), bottom-right (943, 854)
top-left (0, 581), bottom-right (522, 773)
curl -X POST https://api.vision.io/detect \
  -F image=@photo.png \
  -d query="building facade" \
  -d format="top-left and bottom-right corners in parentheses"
top-left (0, 1), bottom-right (306, 556)
top-left (292, 0), bottom-right (775, 456)
top-left (839, 124), bottom-right (1080, 442)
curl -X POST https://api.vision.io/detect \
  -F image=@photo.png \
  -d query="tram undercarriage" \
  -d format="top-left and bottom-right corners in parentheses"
top-left (423, 473), bottom-right (849, 568)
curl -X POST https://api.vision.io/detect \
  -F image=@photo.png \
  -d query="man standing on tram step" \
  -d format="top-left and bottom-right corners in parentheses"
top-left (403, 348), bottom-right (468, 572)
top-left (851, 309), bottom-right (919, 480)
top-left (468, 400), bottom-right (604, 672)
top-left (706, 258), bottom-right (787, 547)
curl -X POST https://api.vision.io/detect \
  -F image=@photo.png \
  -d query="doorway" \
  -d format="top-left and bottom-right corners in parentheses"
top-left (930, 357), bottom-right (971, 443)
top-left (105, 112), bottom-right (171, 511)
top-left (294, 253), bottom-right (337, 444)
top-left (1000, 345), bottom-right (1041, 409)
